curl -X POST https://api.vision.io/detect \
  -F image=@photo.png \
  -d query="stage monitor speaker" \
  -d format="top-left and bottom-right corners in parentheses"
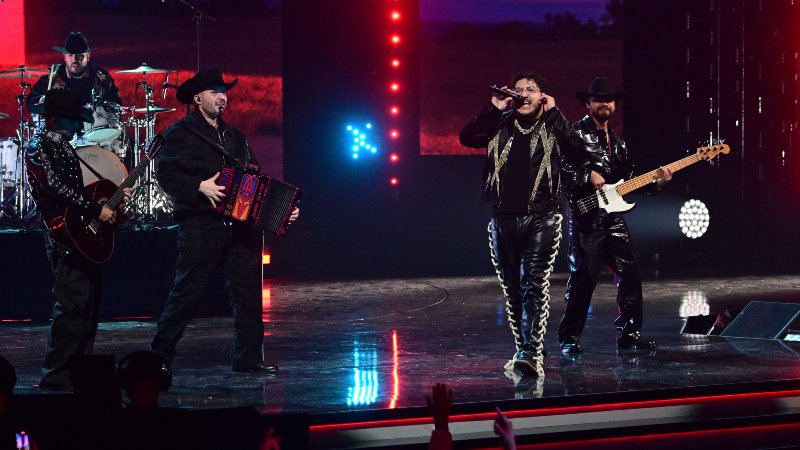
top-left (719, 301), bottom-right (800, 339)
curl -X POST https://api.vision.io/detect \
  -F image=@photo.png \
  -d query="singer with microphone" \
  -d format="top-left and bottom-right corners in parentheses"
top-left (149, 69), bottom-right (299, 375)
top-left (460, 72), bottom-right (585, 379)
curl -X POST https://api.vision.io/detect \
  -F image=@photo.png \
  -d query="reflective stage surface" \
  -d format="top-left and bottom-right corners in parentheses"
top-left (3, 274), bottom-right (800, 414)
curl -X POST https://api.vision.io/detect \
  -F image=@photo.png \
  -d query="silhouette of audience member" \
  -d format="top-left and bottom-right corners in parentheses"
top-left (111, 351), bottom-right (190, 450)
top-left (494, 408), bottom-right (517, 450)
top-left (426, 383), bottom-right (453, 450)
top-left (0, 356), bottom-right (38, 450)
top-left (117, 351), bottom-right (172, 406)
top-left (0, 355), bottom-right (18, 450)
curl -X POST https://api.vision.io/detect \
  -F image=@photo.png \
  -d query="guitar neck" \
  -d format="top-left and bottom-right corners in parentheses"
top-left (617, 154), bottom-right (701, 196)
top-left (105, 156), bottom-right (152, 210)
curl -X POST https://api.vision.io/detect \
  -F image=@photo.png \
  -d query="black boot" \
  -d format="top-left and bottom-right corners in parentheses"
top-left (616, 331), bottom-right (656, 350)
top-left (560, 335), bottom-right (584, 354)
top-left (510, 343), bottom-right (544, 377)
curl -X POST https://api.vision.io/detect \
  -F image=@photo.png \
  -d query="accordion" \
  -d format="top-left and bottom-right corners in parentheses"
top-left (213, 167), bottom-right (302, 236)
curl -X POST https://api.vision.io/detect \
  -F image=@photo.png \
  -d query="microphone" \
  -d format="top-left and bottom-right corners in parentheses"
top-left (490, 85), bottom-right (525, 106)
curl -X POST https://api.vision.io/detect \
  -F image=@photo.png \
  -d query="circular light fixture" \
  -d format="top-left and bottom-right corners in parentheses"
top-left (679, 199), bottom-right (710, 239)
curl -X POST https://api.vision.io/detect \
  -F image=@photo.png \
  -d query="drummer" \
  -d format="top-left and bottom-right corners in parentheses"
top-left (27, 32), bottom-right (120, 114)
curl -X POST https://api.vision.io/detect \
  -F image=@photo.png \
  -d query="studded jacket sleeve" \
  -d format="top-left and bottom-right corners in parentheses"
top-left (25, 138), bottom-right (103, 220)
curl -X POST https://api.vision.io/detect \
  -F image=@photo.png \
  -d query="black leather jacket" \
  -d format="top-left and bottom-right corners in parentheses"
top-left (25, 130), bottom-right (103, 222)
top-left (561, 115), bottom-right (634, 203)
top-left (156, 109), bottom-right (257, 229)
top-left (28, 64), bottom-right (121, 111)
top-left (460, 105), bottom-right (586, 214)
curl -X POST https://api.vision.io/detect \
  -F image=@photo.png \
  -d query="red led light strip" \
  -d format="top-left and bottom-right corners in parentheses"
top-left (310, 388), bottom-right (800, 431)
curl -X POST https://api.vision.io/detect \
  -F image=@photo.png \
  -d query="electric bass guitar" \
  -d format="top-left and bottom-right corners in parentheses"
top-left (48, 134), bottom-right (165, 263)
top-left (571, 143), bottom-right (730, 222)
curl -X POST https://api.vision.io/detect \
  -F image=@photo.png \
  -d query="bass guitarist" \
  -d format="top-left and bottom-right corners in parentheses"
top-left (558, 77), bottom-right (671, 354)
top-left (25, 89), bottom-right (132, 389)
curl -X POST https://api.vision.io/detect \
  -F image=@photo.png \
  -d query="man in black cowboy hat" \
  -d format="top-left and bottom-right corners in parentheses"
top-left (27, 31), bottom-right (121, 114)
top-left (460, 72), bottom-right (585, 378)
top-left (149, 69), bottom-right (298, 374)
top-left (557, 76), bottom-right (672, 354)
top-left (24, 89), bottom-right (132, 389)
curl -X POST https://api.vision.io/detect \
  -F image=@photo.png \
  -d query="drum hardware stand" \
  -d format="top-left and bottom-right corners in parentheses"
top-left (1, 66), bottom-right (38, 227)
top-left (124, 69), bottom-right (176, 229)
top-left (173, 0), bottom-right (216, 72)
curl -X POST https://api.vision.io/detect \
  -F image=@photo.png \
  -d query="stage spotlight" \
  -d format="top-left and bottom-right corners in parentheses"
top-left (389, 129), bottom-right (399, 139)
top-left (391, 59), bottom-right (400, 68)
top-left (679, 289), bottom-right (710, 317)
top-left (390, 11), bottom-right (401, 21)
top-left (391, 35), bottom-right (401, 45)
top-left (390, 177), bottom-right (399, 186)
top-left (390, 106), bottom-right (399, 115)
top-left (679, 199), bottom-right (710, 239)
top-left (390, 153), bottom-right (399, 163)
top-left (390, 82), bottom-right (400, 92)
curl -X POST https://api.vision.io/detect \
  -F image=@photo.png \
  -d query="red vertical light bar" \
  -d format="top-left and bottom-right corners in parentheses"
top-left (387, 0), bottom-right (404, 184)
top-left (0, 1), bottom-right (26, 66)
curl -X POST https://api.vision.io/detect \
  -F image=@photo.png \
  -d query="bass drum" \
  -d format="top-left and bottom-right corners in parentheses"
top-left (75, 146), bottom-right (128, 187)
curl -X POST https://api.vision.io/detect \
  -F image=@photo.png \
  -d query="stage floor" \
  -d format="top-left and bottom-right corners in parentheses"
top-left (3, 274), bottom-right (800, 414)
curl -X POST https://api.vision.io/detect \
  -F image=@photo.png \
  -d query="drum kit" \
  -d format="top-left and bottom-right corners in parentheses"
top-left (0, 63), bottom-right (180, 231)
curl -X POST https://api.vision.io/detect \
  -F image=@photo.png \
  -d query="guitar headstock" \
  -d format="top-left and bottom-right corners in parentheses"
top-left (695, 143), bottom-right (730, 161)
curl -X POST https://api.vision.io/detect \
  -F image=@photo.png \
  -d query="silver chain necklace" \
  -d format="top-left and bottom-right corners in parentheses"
top-left (514, 119), bottom-right (535, 135)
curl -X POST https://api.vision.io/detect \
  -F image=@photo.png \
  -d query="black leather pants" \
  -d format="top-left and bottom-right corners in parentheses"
top-left (489, 213), bottom-right (562, 357)
top-left (557, 212), bottom-right (643, 342)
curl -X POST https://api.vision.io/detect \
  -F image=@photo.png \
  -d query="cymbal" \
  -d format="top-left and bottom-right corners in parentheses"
top-left (0, 65), bottom-right (49, 78)
top-left (116, 64), bottom-right (175, 74)
top-left (0, 112), bottom-right (9, 120)
top-left (134, 106), bottom-right (176, 113)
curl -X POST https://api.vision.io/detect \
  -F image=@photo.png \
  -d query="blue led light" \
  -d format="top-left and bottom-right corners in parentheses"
top-left (346, 340), bottom-right (380, 407)
top-left (345, 122), bottom-right (379, 160)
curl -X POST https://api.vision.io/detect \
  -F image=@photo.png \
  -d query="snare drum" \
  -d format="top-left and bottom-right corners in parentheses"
top-left (75, 145), bottom-right (128, 187)
top-left (82, 101), bottom-right (122, 144)
top-left (0, 137), bottom-right (19, 188)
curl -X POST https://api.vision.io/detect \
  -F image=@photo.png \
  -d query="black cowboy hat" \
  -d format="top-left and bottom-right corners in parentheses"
top-left (53, 32), bottom-right (94, 54)
top-left (576, 76), bottom-right (624, 103)
top-left (43, 89), bottom-right (94, 123)
top-left (176, 68), bottom-right (238, 104)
